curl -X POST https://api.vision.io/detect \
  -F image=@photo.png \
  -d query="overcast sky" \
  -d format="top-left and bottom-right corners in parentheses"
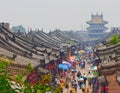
top-left (0, 0), bottom-right (120, 32)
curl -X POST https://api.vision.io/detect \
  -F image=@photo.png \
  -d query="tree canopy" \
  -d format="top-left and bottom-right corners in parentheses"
top-left (11, 25), bottom-right (26, 35)
top-left (110, 34), bottom-right (119, 45)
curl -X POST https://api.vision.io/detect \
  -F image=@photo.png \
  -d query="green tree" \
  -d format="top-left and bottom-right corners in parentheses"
top-left (110, 34), bottom-right (119, 45)
top-left (26, 63), bottom-right (33, 72)
top-left (11, 25), bottom-right (26, 35)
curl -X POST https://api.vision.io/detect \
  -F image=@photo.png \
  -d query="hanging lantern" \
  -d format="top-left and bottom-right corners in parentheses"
top-left (105, 85), bottom-right (109, 92)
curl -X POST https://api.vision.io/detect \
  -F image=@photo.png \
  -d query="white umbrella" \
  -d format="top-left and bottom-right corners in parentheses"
top-left (62, 61), bottom-right (72, 65)
top-left (94, 66), bottom-right (97, 70)
top-left (80, 78), bottom-right (84, 81)
top-left (88, 74), bottom-right (94, 78)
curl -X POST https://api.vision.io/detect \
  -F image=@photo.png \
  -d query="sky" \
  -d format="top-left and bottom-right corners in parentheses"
top-left (0, 0), bottom-right (120, 32)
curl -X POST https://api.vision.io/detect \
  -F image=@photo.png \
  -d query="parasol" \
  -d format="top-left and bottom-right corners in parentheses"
top-left (78, 50), bottom-right (85, 54)
top-left (62, 61), bottom-right (72, 65)
top-left (63, 63), bottom-right (72, 68)
top-left (89, 66), bottom-right (97, 71)
top-left (71, 69), bottom-right (77, 73)
top-left (80, 78), bottom-right (84, 81)
top-left (58, 64), bottom-right (69, 70)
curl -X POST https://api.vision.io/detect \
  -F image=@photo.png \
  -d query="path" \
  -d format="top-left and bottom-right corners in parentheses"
top-left (63, 62), bottom-right (92, 93)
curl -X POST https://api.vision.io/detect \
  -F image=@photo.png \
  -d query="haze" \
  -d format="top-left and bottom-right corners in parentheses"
top-left (0, 0), bottom-right (120, 32)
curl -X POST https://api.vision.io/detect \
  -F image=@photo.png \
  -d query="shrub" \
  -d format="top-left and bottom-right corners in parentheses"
top-left (110, 35), bottom-right (119, 45)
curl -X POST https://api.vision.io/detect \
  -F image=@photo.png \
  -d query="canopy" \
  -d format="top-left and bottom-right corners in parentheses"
top-left (85, 46), bottom-right (93, 51)
top-left (70, 56), bottom-right (75, 60)
top-left (89, 66), bottom-right (97, 71)
top-left (71, 69), bottom-right (77, 73)
top-left (78, 50), bottom-right (85, 54)
top-left (63, 63), bottom-right (72, 68)
top-left (58, 64), bottom-right (69, 70)
top-left (87, 74), bottom-right (94, 78)
top-left (79, 78), bottom-right (84, 81)
top-left (74, 56), bottom-right (79, 61)
top-left (74, 51), bottom-right (78, 55)
top-left (79, 50), bottom-right (85, 53)
top-left (67, 59), bottom-right (76, 66)
top-left (62, 61), bottom-right (72, 68)
top-left (62, 61), bottom-right (72, 65)
top-left (87, 71), bottom-right (99, 78)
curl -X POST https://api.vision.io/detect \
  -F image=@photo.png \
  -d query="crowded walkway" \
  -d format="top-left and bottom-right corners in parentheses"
top-left (63, 60), bottom-right (92, 93)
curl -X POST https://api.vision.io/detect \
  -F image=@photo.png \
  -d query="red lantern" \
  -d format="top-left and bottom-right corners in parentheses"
top-left (105, 85), bottom-right (109, 92)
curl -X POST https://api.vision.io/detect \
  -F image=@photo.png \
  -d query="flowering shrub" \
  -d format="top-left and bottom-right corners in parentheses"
top-left (0, 60), bottom-right (62, 93)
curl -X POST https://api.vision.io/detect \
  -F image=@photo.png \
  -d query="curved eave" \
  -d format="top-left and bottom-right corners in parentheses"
top-left (87, 27), bottom-right (108, 31)
top-left (87, 20), bottom-right (108, 25)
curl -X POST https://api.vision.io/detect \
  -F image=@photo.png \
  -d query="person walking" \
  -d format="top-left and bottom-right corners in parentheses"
top-left (81, 83), bottom-right (86, 93)
top-left (70, 85), bottom-right (75, 93)
top-left (65, 81), bottom-right (69, 93)
top-left (83, 73), bottom-right (87, 85)
top-left (83, 60), bottom-right (86, 69)
top-left (76, 71), bottom-right (81, 78)
top-left (73, 80), bottom-right (77, 93)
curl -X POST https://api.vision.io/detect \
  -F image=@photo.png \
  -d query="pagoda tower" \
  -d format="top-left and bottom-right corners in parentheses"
top-left (87, 13), bottom-right (108, 39)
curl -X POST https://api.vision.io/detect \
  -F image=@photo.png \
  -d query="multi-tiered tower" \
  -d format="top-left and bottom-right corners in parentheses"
top-left (87, 13), bottom-right (108, 39)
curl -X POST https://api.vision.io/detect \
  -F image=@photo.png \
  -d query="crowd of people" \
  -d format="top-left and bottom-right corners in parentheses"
top-left (53, 49), bottom-right (96, 93)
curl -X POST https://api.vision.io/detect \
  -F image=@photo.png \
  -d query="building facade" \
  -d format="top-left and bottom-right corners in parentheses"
top-left (87, 14), bottom-right (108, 39)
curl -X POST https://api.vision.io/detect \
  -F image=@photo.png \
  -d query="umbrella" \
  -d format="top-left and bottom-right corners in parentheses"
top-left (68, 59), bottom-right (76, 63)
top-left (63, 63), bottom-right (72, 68)
top-left (58, 64), bottom-right (69, 70)
top-left (94, 66), bottom-right (97, 70)
top-left (74, 51), bottom-right (78, 55)
top-left (87, 74), bottom-right (94, 78)
top-left (70, 56), bottom-right (75, 60)
top-left (78, 50), bottom-right (85, 54)
top-left (74, 56), bottom-right (79, 61)
top-left (67, 60), bottom-right (76, 65)
top-left (62, 61), bottom-right (72, 68)
top-left (79, 50), bottom-right (85, 53)
top-left (80, 78), bottom-right (84, 81)
top-left (89, 66), bottom-right (97, 71)
top-left (71, 69), bottom-right (77, 73)
top-left (85, 47), bottom-right (93, 51)
top-left (87, 71), bottom-right (99, 78)
top-left (62, 61), bottom-right (72, 65)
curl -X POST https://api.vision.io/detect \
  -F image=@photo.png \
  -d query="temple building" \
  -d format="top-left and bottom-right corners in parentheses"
top-left (87, 13), bottom-right (108, 39)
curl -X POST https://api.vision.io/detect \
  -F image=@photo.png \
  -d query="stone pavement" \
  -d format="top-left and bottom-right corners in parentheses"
top-left (63, 63), bottom-right (92, 93)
